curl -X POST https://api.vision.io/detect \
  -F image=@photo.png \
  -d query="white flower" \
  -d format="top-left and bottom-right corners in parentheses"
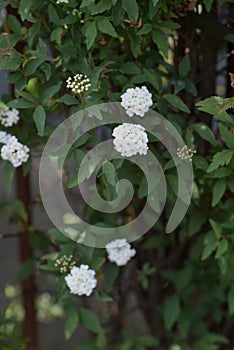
top-left (65, 264), bottom-right (97, 296)
top-left (1, 136), bottom-right (30, 167)
top-left (56, 0), bottom-right (69, 3)
top-left (66, 74), bottom-right (91, 94)
top-left (177, 146), bottom-right (196, 161)
top-left (0, 104), bottom-right (19, 127)
top-left (112, 123), bottom-right (148, 157)
top-left (0, 131), bottom-right (11, 144)
top-left (105, 239), bottom-right (136, 266)
top-left (121, 86), bottom-right (153, 117)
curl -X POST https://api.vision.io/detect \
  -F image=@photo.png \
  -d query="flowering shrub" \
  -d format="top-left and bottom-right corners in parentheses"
top-left (1, 0), bottom-right (234, 349)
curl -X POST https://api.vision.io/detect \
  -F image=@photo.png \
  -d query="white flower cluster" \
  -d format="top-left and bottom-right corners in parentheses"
top-left (121, 86), bottom-right (153, 117)
top-left (1, 135), bottom-right (30, 167)
top-left (112, 123), bottom-right (148, 157)
top-left (0, 131), bottom-right (11, 144)
top-left (65, 264), bottom-right (97, 296)
top-left (105, 239), bottom-right (136, 266)
top-left (66, 74), bottom-right (91, 94)
top-left (177, 146), bottom-right (196, 161)
top-left (0, 104), bottom-right (19, 127)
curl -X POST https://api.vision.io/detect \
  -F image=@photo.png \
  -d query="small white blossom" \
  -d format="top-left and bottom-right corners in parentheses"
top-left (0, 131), bottom-right (11, 144)
top-left (112, 123), bottom-right (148, 157)
top-left (56, 0), bottom-right (69, 3)
top-left (1, 136), bottom-right (30, 167)
top-left (66, 74), bottom-right (91, 94)
top-left (121, 86), bottom-right (153, 117)
top-left (0, 104), bottom-right (19, 127)
top-left (65, 264), bottom-right (97, 296)
top-left (105, 239), bottom-right (136, 266)
top-left (177, 146), bottom-right (196, 161)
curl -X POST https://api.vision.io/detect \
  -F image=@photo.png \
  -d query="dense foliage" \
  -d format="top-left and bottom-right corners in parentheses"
top-left (1, 0), bottom-right (234, 349)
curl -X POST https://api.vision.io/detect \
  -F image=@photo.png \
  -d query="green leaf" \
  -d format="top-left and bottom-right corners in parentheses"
top-left (48, 4), bottom-right (60, 25)
top-left (97, 17), bottom-right (118, 37)
top-left (33, 105), bottom-right (46, 136)
top-left (50, 27), bottom-right (63, 45)
top-left (219, 123), bottom-right (234, 150)
top-left (152, 31), bottom-right (168, 58)
top-left (207, 150), bottom-right (233, 173)
top-left (122, 0), bottom-right (139, 24)
top-left (17, 258), bottom-right (35, 281)
top-left (41, 83), bottom-right (62, 104)
top-left (163, 295), bottom-right (180, 331)
top-left (196, 97), bottom-right (233, 123)
top-left (191, 123), bottom-right (216, 146)
top-left (64, 302), bottom-right (79, 340)
top-left (11, 199), bottom-right (28, 222)
top-left (24, 58), bottom-right (44, 76)
top-left (91, 0), bottom-right (113, 15)
top-left (85, 21), bottom-right (97, 49)
top-left (56, 94), bottom-right (79, 105)
top-left (201, 231), bottom-right (217, 260)
top-left (215, 239), bottom-right (228, 259)
top-left (18, 0), bottom-right (33, 21)
top-left (164, 94), bottom-right (190, 113)
top-left (0, 54), bottom-right (23, 71)
top-left (179, 55), bottom-right (191, 78)
top-left (104, 263), bottom-right (119, 292)
top-left (212, 180), bottom-right (226, 207)
top-left (204, 0), bottom-right (214, 12)
top-left (8, 15), bottom-right (21, 34)
top-left (209, 219), bottom-right (222, 239)
top-left (102, 161), bottom-right (117, 186)
top-left (78, 157), bottom-right (102, 184)
top-left (48, 228), bottom-right (72, 244)
top-left (98, 291), bottom-right (113, 302)
top-left (79, 308), bottom-right (102, 333)
top-left (137, 24), bottom-right (152, 36)
top-left (3, 161), bottom-right (15, 194)
top-left (80, 0), bottom-right (95, 7)
top-left (7, 98), bottom-right (34, 109)
top-left (218, 97), bottom-right (234, 113)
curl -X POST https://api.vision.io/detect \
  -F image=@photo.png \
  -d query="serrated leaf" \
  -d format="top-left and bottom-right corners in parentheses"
top-left (18, 0), bottom-right (33, 21)
top-left (33, 105), bottom-right (46, 136)
top-left (164, 93), bottom-right (190, 113)
top-left (122, 0), bottom-right (139, 24)
top-left (219, 123), bottom-right (234, 150)
top-left (212, 180), bottom-right (226, 207)
top-left (196, 97), bottom-right (233, 123)
top-left (179, 55), bottom-right (191, 78)
top-left (163, 295), bottom-right (180, 331)
top-left (191, 123), bottom-right (216, 146)
top-left (97, 17), bottom-right (118, 37)
top-left (81, 0), bottom-right (95, 7)
top-left (207, 150), bottom-right (233, 173)
top-left (79, 308), bottom-right (102, 333)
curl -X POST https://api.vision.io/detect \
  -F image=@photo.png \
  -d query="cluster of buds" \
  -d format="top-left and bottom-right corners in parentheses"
top-left (177, 146), bottom-right (196, 161)
top-left (54, 255), bottom-right (76, 274)
top-left (66, 74), bottom-right (91, 94)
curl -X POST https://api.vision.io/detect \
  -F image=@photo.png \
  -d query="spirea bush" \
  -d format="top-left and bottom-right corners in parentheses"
top-left (1, 0), bottom-right (234, 349)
